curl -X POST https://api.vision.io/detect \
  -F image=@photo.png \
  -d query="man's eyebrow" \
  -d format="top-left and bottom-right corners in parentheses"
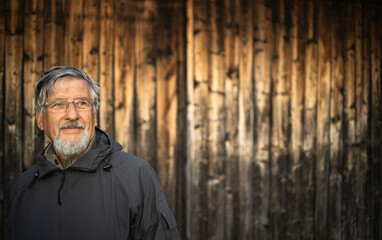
top-left (48, 96), bottom-right (90, 100)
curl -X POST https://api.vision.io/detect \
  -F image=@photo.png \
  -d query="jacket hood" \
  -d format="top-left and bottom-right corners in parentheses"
top-left (37, 128), bottom-right (122, 179)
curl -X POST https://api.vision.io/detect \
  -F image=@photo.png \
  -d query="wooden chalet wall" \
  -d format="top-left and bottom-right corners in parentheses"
top-left (1, 0), bottom-right (381, 239)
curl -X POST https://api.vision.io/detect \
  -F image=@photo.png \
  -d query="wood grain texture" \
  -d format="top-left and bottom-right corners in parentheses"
top-left (301, 1), bottom-right (317, 239)
top-left (23, 0), bottom-right (44, 170)
top-left (99, 0), bottom-right (115, 137)
top-left (114, 0), bottom-right (135, 153)
top-left (173, 1), bottom-right (186, 237)
top-left (208, 0), bottom-right (225, 239)
top-left (65, 0), bottom-right (83, 67)
top-left (238, 0), bottom-right (254, 238)
top-left (135, 0), bottom-right (157, 168)
top-left (315, 2), bottom-right (331, 239)
top-left (43, 0), bottom-right (65, 68)
top-left (224, 0), bottom-right (240, 239)
top-left (354, 3), bottom-right (369, 239)
top-left (328, 2), bottom-right (344, 238)
top-left (270, 0), bottom-right (290, 238)
top-left (156, 0), bottom-right (179, 212)
top-left (370, 5), bottom-right (382, 240)
top-left (289, 0), bottom-right (306, 238)
top-left (253, 0), bottom-right (271, 238)
top-left (83, 0), bottom-right (100, 86)
top-left (0, 0), bottom-right (5, 236)
top-left (189, 0), bottom-right (209, 238)
top-left (4, 0), bottom-right (24, 233)
top-left (341, 4), bottom-right (356, 239)
top-left (185, 1), bottom-right (195, 238)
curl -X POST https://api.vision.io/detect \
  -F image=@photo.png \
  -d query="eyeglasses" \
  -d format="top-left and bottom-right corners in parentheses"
top-left (42, 98), bottom-right (93, 113)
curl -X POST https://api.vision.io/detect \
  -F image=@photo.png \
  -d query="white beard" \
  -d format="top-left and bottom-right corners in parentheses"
top-left (53, 122), bottom-right (89, 156)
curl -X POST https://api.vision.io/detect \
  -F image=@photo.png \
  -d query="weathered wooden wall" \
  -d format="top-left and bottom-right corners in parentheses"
top-left (1, 0), bottom-right (381, 239)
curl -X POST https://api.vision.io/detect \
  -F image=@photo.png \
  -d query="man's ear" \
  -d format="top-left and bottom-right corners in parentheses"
top-left (36, 110), bottom-right (44, 131)
top-left (94, 113), bottom-right (98, 127)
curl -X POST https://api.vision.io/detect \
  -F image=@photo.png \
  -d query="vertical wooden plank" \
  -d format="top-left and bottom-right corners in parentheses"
top-left (315, 2), bottom-right (331, 239)
top-left (186, 0), bottom-right (196, 238)
top-left (82, 0), bottom-right (100, 133)
top-left (370, 5), bottom-right (382, 240)
top-left (354, 3), bottom-right (363, 239)
top-left (65, 0), bottom-right (83, 67)
top-left (4, 0), bottom-right (24, 233)
top-left (189, 0), bottom-right (209, 238)
top-left (23, 0), bottom-right (44, 170)
top-left (208, 0), bottom-right (225, 239)
top-left (362, 4), bottom-right (372, 239)
top-left (173, 1), bottom-right (187, 237)
top-left (328, 2), bottom-right (344, 239)
top-left (0, 0), bottom-right (5, 236)
top-left (253, 0), bottom-right (271, 238)
top-left (43, 0), bottom-right (65, 68)
top-left (238, 0), bottom-right (254, 238)
top-left (83, 0), bottom-right (100, 86)
top-left (354, 3), bottom-right (369, 239)
top-left (270, 0), bottom-right (290, 238)
top-left (289, 0), bottom-right (306, 238)
top-left (156, 4), bottom-right (187, 238)
top-left (99, 0), bottom-right (115, 137)
top-left (342, 3), bottom-right (356, 240)
top-left (224, 0), bottom-right (240, 239)
top-left (114, 0), bottom-right (135, 153)
top-left (135, 0), bottom-right (157, 167)
top-left (156, 0), bottom-right (179, 211)
top-left (302, 1), bottom-right (317, 239)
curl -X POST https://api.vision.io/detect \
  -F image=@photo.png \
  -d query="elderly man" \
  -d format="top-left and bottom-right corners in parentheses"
top-left (6, 66), bottom-right (180, 239)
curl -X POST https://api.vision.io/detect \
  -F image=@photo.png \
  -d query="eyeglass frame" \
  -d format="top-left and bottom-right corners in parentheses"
top-left (41, 98), bottom-right (94, 113)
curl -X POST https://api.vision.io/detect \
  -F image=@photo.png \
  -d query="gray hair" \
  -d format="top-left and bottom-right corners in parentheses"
top-left (35, 66), bottom-right (100, 116)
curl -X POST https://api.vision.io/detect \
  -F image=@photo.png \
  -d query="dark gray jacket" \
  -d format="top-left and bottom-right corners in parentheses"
top-left (6, 128), bottom-right (180, 240)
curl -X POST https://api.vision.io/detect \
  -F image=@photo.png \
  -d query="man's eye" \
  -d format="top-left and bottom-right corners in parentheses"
top-left (53, 101), bottom-right (66, 106)
top-left (77, 100), bottom-right (88, 106)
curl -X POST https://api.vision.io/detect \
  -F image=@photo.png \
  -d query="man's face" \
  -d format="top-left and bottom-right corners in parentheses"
top-left (36, 77), bottom-right (97, 156)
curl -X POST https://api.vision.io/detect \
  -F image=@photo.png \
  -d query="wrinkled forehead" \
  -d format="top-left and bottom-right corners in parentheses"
top-left (46, 76), bottom-right (90, 97)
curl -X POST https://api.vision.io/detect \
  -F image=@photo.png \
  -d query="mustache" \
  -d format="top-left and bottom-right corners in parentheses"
top-left (58, 122), bottom-right (86, 130)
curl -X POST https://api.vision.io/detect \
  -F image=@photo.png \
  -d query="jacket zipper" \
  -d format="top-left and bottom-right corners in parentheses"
top-left (57, 171), bottom-right (66, 206)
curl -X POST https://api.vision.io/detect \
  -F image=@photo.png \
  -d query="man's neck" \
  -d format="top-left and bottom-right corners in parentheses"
top-left (56, 151), bottom-right (77, 167)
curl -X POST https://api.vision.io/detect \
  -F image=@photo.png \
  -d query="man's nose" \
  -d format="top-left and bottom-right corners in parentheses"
top-left (65, 102), bottom-right (80, 120)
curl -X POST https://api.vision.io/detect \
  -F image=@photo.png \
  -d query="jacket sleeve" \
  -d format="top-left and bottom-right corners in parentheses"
top-left (130, 163), bottom-right (180, 240)
top-left (153, 207), bottom-right (180, 240)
